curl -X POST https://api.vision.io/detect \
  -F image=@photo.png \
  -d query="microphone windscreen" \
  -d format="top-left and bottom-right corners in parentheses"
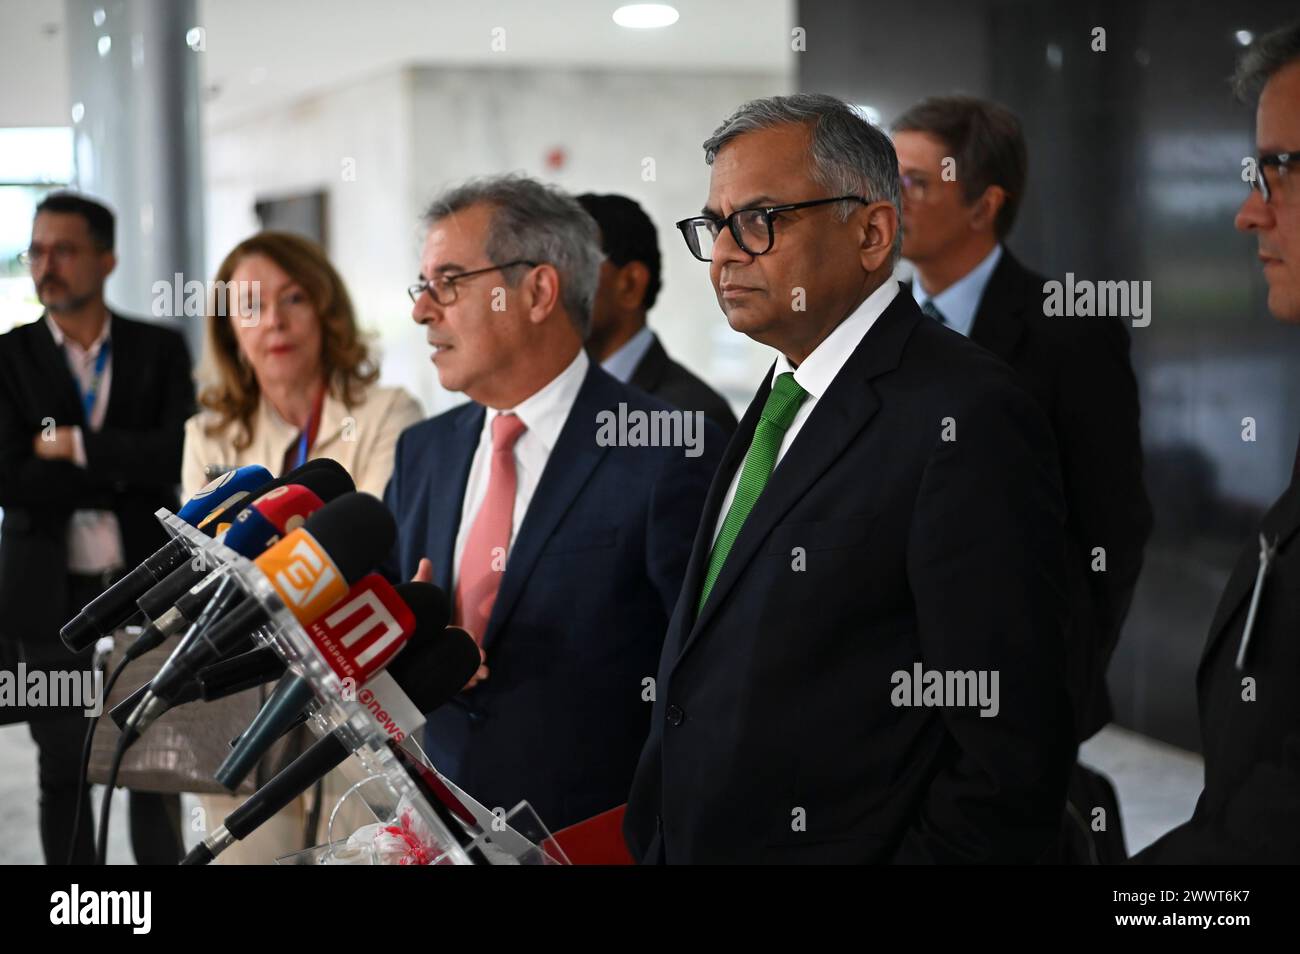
top-left (300, 492), bottom-right (397, 585)
top-left (223, 485), bottom-right (323, 558)
top-left (203, 459), bottom-right (352, 535)
top-left (393, 581), bottom-right (452, 634)
top-left (179, 464), bottom-right (273, 525)
top-left (288, 457), bottom-right (355, 503)
top-left (389, 625), bottom-right (481, 714)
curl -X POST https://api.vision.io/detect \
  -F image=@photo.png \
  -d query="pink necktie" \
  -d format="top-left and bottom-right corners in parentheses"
top-left (454, 413), bottom-right (528, 643)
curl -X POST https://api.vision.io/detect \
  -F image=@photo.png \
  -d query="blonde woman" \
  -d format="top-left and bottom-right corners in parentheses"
top-left (184, 230), bottom-right (421, 496)
top-left (184, 231), bottom-right (422, 862)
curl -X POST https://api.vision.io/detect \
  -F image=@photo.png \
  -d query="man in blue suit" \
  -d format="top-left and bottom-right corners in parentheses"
top-left (384, 175), bottom-right (724, 832)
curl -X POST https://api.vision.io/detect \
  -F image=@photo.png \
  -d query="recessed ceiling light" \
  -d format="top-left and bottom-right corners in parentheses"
top-left (1235, 30), bottom-right (1254, 47)
top-left (613, 4), bottom-right (680, 29)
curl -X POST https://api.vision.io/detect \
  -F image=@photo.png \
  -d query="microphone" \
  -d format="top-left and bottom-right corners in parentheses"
top-left (109, 645), bottom-right (286, 724)
top-left (182, 625), bottom-right (481, 865)
top-left (58, 464), bottom-right (275, 651)
top-left (123, 492), bottom-right (396, 742)
top-left (133, 459), bottom-right (355, 630)
top-left (125, 485), bottom-right (327, 662)
top-left (200, 457), bottom-right (353, 537)
top-left (196, 646), bottom-right (287, 700)
top-left (213, 575), bottom-right (449, 791)
top-left (178, 464), bottom-right (274, 526)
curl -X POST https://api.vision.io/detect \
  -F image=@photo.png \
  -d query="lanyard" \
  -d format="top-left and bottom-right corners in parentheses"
top-left (292, 386), bottom-right (327, 470)
top-left (76, 337), bottom-right (112, 423)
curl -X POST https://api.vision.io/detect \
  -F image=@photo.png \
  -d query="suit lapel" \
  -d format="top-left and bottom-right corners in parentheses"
top-left (101, 313), bottom-right (134, 428)
top-left (480, 364), bottom-right (613, 650)
top-left (630, 335), bottom-right (668, 393)
top-left (664, 374), bottom-right (769, 658)
top-left (969, 252), bottom-right (1028, 363)
top-left (30, 315), bottom-right (85, 426)
top-left (428, 406), bottom-right (483, 595)
top-left (672, 294), bottom-right (918, 669)
top-left (1199, 480), bottom-right (1300, 671)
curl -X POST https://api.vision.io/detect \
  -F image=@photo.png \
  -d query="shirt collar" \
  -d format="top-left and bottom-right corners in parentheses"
top-left (484, 348), bottom-right (590, 454)
top-left (601, 325), bottom-right (656, 384)
top-left (772, 278), bottom-right (900, 398)
top-left (910, 244), bottom-right (1003, 338)
top-left (45, 311), bottom-right (112, 356)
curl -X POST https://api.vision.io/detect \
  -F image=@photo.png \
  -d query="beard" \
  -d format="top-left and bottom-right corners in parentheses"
top-left (38, 280), bottom-right (96, 314)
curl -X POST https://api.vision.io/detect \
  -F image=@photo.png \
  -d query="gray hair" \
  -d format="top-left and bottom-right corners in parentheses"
top-left (422, 174), bottom-right (602, 337)
top-left (1233, 20), bottom-right (1300, 102)
top-left (703, 93), bottom-right (902, 263)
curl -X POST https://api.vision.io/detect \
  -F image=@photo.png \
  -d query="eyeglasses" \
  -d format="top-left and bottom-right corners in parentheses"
top-left (899, 173), bottom-right (931, 201)
top-left (675, 195), bottom-right (869, 262)
top-left (1248, 152), bottom-right (1296, 204)
top-left (407, 259), bottom-right (539, 305)
top-left (17, 243), bottom-right (90, 267)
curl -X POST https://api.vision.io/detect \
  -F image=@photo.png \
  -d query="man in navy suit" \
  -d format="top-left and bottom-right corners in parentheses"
top-left (384, 175), bottom-right (723, 832)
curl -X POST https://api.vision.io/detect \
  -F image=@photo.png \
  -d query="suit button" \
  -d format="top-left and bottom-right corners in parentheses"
top-left (666, 704), bottom-right (685, 726)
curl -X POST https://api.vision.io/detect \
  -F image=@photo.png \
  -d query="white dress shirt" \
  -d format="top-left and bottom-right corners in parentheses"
top-left (452, 348), bottom-right (590, 588)
top-left (45, 313), bottom-right (125, 574)
top-left (711, 279), bottom-right (900, 547)
top-left (911, 244), bottom-right (1002, 339)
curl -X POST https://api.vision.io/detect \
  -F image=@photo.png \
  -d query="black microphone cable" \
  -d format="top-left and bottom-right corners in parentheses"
top-left (95, 727), bottom-right (131, 865)
top-left (98, 571), bottom-right (244, 862)
top-left (67, 649), bottom-right (131, 865)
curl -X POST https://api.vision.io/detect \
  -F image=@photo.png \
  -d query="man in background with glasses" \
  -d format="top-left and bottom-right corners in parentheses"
top-left (893, 95), bottom-right (1152, 864)
top-left (0, 192), bottom-right (193, 863)
top-left (384, 175), bottom-right (723, 835)
top-left (1136, 20), bottom-right (1300, 864)
top-left (624, 94), bottom-right (1075, 864)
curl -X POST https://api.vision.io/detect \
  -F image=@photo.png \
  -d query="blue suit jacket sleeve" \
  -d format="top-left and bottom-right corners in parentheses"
top-left (379, 428), bottom-right (406, 584)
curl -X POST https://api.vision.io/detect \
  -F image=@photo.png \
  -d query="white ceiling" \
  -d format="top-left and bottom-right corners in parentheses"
top-left (0, 0), bottom-right (70, 127)
top-left (0, 0), bottom-right (794, 129)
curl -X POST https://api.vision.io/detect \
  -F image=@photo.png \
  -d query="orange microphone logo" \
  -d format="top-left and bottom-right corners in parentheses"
top-left (256, 529), bottom-right (349, 624)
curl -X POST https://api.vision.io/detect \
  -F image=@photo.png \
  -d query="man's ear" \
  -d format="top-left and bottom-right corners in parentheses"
top-left (100, 250), bottom-right (118, 280)
top-left (969, 185), bottom-right (1007, 234)
top-left (616, 261), bottom-right (651, 311)
top-left (859, 201), bottom-right (899, 273)
top-left (526, 263), bottom-right (562, 325)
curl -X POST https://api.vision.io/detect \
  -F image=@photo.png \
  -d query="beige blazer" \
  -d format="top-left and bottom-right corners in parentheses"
top-left (179, 383), bottom-right (423, 863)
top-left (182, 384), bottom-right (424, 500)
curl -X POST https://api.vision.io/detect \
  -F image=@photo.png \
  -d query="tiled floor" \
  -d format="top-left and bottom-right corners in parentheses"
top-left (0, 719), bottom-right (1203, 864)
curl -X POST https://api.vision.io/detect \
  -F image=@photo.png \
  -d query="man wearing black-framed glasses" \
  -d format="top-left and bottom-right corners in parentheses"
top-left (1136, 19), bottom-right (1300, 866)
top-left (625, 94), bottom-right (1074, 865)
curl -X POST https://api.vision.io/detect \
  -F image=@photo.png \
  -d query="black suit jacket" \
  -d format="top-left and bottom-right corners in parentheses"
top-left (624, 289), bottom-right (1076, 864)
top-left (942, 251), bottom-right (1152, 740)
top-left (630, 334), bottom-right (738, 437)
top-left (0, 313), bottom-right (194, 661)
top-left (1133, 479), bottom-right (1300, 864)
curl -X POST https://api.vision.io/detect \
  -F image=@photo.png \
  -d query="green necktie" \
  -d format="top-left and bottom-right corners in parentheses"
top-left (698, 371), bottom-right (809, 612)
